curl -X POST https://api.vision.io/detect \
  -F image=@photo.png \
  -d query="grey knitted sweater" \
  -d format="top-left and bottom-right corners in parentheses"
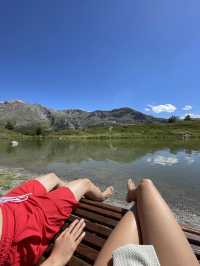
top-left (112, 244), bottom-right (160, 266)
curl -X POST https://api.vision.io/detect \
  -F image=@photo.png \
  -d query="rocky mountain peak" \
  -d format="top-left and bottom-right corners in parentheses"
top-left (0, 101), bottom-right (164, 133)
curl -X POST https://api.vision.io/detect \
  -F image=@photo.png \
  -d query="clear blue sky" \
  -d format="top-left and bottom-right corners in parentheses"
top-left (0, 0), bottom-right (200, 118)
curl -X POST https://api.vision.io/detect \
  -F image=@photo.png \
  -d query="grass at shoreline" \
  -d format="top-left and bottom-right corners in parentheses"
top-left (1, 120), bottom-right (200, 140)
top-left (0, 168), bottom-right (29, 195)
top-left (49, 121), bottom-right (200, 140)
top-left (0, 127), bottom-right (30, 140)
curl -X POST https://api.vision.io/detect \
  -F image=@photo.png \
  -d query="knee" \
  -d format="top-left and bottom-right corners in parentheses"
top-left (80, 178), bottom-right (92, 189)
top-left (46, 172), bottom-right (57, 179)
top-left (140, 178), bottom-right (154, 189)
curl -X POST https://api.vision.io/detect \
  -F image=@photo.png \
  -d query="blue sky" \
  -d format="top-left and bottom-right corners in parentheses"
top-left (0, 0), bottom-right (200, 118)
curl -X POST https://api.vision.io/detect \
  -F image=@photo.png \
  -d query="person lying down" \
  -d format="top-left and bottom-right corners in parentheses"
top-left (0, 173), bottom-right (198, 266)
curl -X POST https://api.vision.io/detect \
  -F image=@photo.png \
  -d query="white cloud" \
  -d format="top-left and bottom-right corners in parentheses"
top-left (147, 155), bottom-right (178, 166)
top-left (182, 105), bottom-right (192, 111)
top-left (147, 104), bottom-right (176, 113)
top-left (145, 108), bottom-right (150, 112)
top-left (187, 113), bottom-right (200, 119)
top-left (181, 112), bottom-right (200, 119)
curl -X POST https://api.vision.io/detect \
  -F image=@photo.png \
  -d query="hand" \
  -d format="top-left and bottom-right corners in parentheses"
top-left (41, 219), bottom-right (86, 266)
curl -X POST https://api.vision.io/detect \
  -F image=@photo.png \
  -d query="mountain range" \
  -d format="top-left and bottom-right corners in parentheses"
top-left (0, 100), bottom-right (164, 133)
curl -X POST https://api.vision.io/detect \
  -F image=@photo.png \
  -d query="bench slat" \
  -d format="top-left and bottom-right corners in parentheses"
top-left (67, 256), bottom-right (91, 266)
top-left (181, 224), bottom-right (200, 236)
top-left (73, 209), bottom-right (118, 228)
top-left (185, 232), bottom-right (200, 246)
top-left (190, 244), bottom-right (200, 260)
top-left (81, 198), bottom-right (126, 214)
top-left (68, 215), bottom-right (112, 238)
top-left (75, 243), bottom-right (98, 263)
top-left (79, 202), bottom-right (122, 220)
top-left (83, 231), bottom-right (106, 250)
top-left (60, 220), bottom-right (108, 249)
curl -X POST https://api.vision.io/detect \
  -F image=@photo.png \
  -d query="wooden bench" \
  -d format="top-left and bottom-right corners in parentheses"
top-left (44, 198), bottom-right (200, 265)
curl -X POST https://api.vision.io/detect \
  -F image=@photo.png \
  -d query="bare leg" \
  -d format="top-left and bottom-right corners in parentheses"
top-left (94, 208), bottom-right (141, 266)
top-left (65, 178), bottom-right (113, 202)
top-left (132, 179), bottom-right (199, 266)
top-left (95, 179), bottom-right (198, 266)
top-left (36, 173), bottom-right (65, 192)
top-left (36, 174), bottom-right (113, 202)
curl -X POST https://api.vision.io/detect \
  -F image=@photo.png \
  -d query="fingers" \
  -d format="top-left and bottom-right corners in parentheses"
top-left (57, 227), bottom-right (69, 239)
top-left (72, 219), bottom-right (85, 240)
top-left (57, 219), bottom-right (86, 247)
top-left (76, 231), bottom-right (86, 246)
top-left (68, 219), bottom-right (79, 233)
top-left (58, 219), bottom-right (80, 239)
top-left (109, 186), bottom-right (114, 192)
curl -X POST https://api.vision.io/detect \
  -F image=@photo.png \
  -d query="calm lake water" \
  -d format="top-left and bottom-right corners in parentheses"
top-left (0, 139), bottom-right (200, 226)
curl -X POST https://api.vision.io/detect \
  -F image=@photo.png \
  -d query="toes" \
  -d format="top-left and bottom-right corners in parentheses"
top-left (108, 186), bottom-right (114, 195)
top-left (127, 179), bottom-right (132, 189)
top-left (127, 178), bottom-right (136, 190)
top-left (103, 186), bottom-right (114, 199)
top-left (109, 186), bottom-right (114, 193)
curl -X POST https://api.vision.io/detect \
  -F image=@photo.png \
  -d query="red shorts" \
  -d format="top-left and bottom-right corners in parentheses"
top-left (0, 179), bottom-right (78, 266)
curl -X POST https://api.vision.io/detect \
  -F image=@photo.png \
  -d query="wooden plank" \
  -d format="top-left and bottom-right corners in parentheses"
top-left (190, 244), bottom-right (200, 260)
top-left (68, 215), bottom-right (112, 238)
top-left (185, 232), bottom-right (200, 246)
top-left (83, 231), bottom-right (106, 249)
top-left (67, 256), bottom-right (91, 266)
top-left (181, 224), bottom-right (200, 236)
top-left (81, 198), bottom-right (126, 214)
top-left (73, 209), bottom-right (118, 228)
top-left (65, 219), bottom-right (106, 249)
top-left (79, 202), bottom-right (122, 220)
top-left (75, 243), bottom-right (98, 263)
top-left (45, 220), bottom-right (107, 257)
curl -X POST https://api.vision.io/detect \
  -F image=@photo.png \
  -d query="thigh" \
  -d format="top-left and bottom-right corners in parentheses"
top-left (136, 179), bottom-right (199, 266)
top-left (35, 173), bottom-right (66, 192)
top-left (45, 186), bottom-right (79, 219)
top-left (94, 209), bottom-right (141, 266)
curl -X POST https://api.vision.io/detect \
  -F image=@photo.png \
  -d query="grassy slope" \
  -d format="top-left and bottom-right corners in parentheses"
top-left (49, 121), bottom-right (200, 139)
top-left (0, 127), bottom-right (29, 140)
top-left (1, 121), bottom-right (200, 140)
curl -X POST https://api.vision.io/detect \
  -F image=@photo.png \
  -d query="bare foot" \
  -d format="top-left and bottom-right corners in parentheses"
top-left (102, 186), bottom-right (114, 200)
top-left (126, 178), bottom-right (137, 202)
top-left (41, 219), bottom-right (85, 266)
